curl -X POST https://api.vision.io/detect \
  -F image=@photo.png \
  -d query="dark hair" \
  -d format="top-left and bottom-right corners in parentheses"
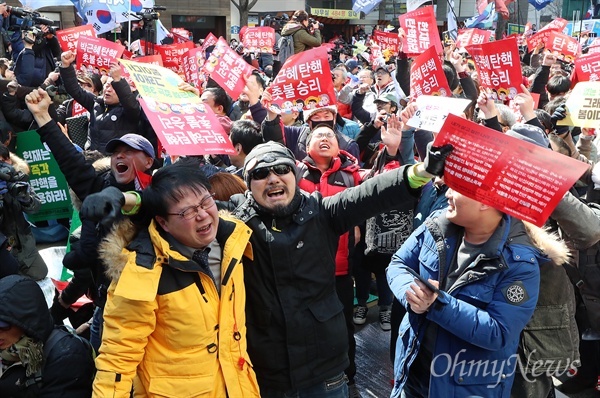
top-left (546, 75), bottom-right (570, 96)
top-left (230, 120), bottom-right (263, 155)
top-left (251, 70), bottom-right (266, 90)
top-left (142, 161), bottom-right (211, 219)
top-left (204, 87), bottom-right (232, 114)
top-left (521, 65), bottom-right (535, 78)
top-left (292, 10), bottom-right (309, 23)
top-left (209, 172), bottom-right (247, 201)
top-left (442, 61), bottom-right (459, 91)
top-left (534, 109), bottom-right (553, 133)
top-left (89, 73), bottom-right (103, 94)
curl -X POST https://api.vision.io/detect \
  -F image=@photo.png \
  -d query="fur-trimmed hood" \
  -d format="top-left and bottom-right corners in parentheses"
top-left (523, 221), bottom-right (571, 266)
top-left (9, 153), bottom-right (30, 175)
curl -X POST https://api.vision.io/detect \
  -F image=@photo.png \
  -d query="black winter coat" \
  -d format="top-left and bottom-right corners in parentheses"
top-left (0, 275), bottom-right (95, 398)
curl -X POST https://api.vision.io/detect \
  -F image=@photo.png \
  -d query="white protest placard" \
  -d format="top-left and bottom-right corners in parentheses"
top-left (407, 96), bottom-right (473, 132)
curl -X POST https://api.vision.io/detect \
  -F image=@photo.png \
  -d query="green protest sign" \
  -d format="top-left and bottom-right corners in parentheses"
top-left (508, 23), bottom-right (525, 36)
top-left (16, 130), bottom-right (73, 222)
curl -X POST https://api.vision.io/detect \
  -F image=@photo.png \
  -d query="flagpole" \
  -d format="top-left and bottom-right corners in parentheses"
top-left (446, 0), bottom-right (459, 27)
top-left (128, 0), bottom-right (132, 50)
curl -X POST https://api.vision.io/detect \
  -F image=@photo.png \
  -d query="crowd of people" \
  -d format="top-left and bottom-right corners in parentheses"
top-left (0, 4), bottom-right (598, 398)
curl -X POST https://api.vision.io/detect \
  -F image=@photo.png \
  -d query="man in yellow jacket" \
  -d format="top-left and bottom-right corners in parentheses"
top-left (92, 161), bottom-right (259, 398)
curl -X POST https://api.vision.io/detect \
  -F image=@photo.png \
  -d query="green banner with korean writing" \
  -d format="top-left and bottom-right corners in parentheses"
top-left (16, 130), bottom-right (72, 222)
top-left (508, 24), bottom-right (525, 36)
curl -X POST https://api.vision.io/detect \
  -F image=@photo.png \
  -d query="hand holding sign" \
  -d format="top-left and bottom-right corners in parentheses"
top-left (513, 85), bottom-right (536, 121)
top-left (477, 89), bottom-right (497, 120)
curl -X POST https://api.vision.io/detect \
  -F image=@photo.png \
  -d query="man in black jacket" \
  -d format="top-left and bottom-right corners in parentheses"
top-left (79, 138), bottom-right (452, 397)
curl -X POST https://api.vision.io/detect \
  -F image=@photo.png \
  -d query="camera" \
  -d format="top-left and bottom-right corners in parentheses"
top-left (0, 162), bottom-right (29, 212)
top-left (308, 18), bottom-right (324, 30)
top-left (8, 6), bottom-right (54, 27)
top-left (263, 14), bottom-right (289, 31)
top-left (133, 5), bottom-right (166, 21)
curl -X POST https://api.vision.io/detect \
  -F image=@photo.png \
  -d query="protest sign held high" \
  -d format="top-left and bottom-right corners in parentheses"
top-left (156, 41), bottom-right (195, 78)
top-left (456, 28), bottom-right (492, 48)
top-left (398, 6), bottom-right (443, 57)
top-left (526, 18), bottom-right (568, 51)
top-left (575, 52), bottom-right (600, 82)
top-left (56, 25), bottom-right (96, 52)
top-left (372, 30), bottom-right (401, 55)
top-left (266, 46), bottom-right (335, 115)
top-left (183, 47), bottom-right (206, 88)
top-left (120, 59), bottom-right (234, 156)
top-left (434, 114), bottom-right (588, 227)
top-left (407, 95), bottom-right (472, 132)
top-left (76, 35), bottom-right (125, 75)
top-left (466, 36), bottom-right (522, 101)
top-left (242, 27), bottom-right (276, 53)
top-left (546, 31), bottom-right (581, 63)
top-left (410, 46), bottom-right (452, 99)
top-left (203, 37), bottom-right (255, 101)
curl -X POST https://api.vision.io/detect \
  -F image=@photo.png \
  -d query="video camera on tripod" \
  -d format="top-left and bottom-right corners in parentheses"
top-left (0, 161), bottom-right (29, 213)
top-left (133, 5), bottom-right (166, 21)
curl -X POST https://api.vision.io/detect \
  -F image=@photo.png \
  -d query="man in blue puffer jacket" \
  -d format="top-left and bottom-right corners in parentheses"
top-left (386, 185), bottom-right (563, 398)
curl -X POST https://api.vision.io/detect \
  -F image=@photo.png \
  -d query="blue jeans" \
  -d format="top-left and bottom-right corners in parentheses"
top-left (260, 372), bottom-right (348, 398)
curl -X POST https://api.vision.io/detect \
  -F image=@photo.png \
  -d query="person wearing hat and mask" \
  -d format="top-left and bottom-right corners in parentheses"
top-left (91, 161), bottom-right (260, 398)
top-left (0, 275), bottom-right (95, 397)
top-left (79, 135), bottom-right (454, 398)
top-left (25, 87), bottom-right (155, 352)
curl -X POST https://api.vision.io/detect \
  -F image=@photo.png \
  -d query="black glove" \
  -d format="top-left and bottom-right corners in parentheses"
top-left (423, 143), bottom-right (453, 177)
top-left (550, 105), bottom-right (567, 127)
top-left (80, 186), bottom-right (125, 230)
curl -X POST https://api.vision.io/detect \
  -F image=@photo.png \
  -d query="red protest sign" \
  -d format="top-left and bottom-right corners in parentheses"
top-left (466, 36), bottom-right (522, 101)
top-left (526, 18), bottom-right (568, 51)
top-left (133, 55), bottom-right (163, 66)
top-left (456, 28), bottom-right (492, 49)
top-left (171, 28), bottom-right (191, 43)
top-left (575, 52), bottom-right (600, 82)
top-left (202, 33), bottom-right (219, 52)
top-left (547, 31), bottom-right (581, 63)
top-left (76, 36), bottom-right (125, 75)
top-left (242, 27), bottom-right (276, 53)
top-left (72, 101), bottom-right (88, 117)
top-left (409, 46), bottom-right (451, 99)
top-left (267, 46), bottom-right (335, 114)
top-left (372, 30), bottom-right (401, 54)
top-left (56, 25), bottom-right (96, 52)
top-left (183, 47), bottom-right (206, 87)
top-left (140, 99), bottom-right (234, 156)
top-left (156, 41), bottom-right (195, 78)
top-left (398, 6), bottom-right (443, 57)
top-left (433, 114), bottom-right (588, 227)
top-left (204, 38), bottom-right (255, 100)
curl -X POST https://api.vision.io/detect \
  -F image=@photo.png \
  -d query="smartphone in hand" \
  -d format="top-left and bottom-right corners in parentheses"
top-left (405, 267), bottom-right (441, 295)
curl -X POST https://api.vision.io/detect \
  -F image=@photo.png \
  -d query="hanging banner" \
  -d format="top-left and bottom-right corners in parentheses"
top-left (546, 31), bottom-right (581, 63)
top-left (242, 27), bottom-right (276, 53)
top-left (310, 8), bottom-right (360, 19)
top-left (15, 131), bottom-right (72, 222)
top-left (76, 35), bottom-right (125, 75)
top-left (466, 36), bottom-right (523, 101)
top-left (372, 30), bottom-right (401, 54)
top-left (266, 46), bottom-right (335, 114)
top-left (203, 37), bottom-right (255, 101)
top-left (56, 25), bottom-right (97, 52)
top-left (156, 41), bottom-right (195, 78)
top-left (433, 114), bottom-right (589, 227)
top-left (120, 59), bottom-right (235, 156)
top-left (456, 28), bottom-right (493, 49)
top-left (409, 46), bottom-right (452, 100)
top-left (398, 6), bottom-right (443, 57)
top-left (575, 53), bottom-right (600, 82)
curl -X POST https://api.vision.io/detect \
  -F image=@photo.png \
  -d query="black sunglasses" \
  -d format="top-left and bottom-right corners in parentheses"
top-left (250, 164), bottom-right (293, 180)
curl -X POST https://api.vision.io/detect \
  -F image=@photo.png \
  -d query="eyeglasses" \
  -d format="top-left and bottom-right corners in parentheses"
top-left (167, 194), bottom-right (216, 220)
top-left (312, 131), bottom-right (335, 139)
top-left (250, 164), bottom-right (293, 181)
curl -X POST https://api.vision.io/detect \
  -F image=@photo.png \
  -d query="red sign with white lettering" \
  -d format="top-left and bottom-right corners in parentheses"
top-left (466, 37), bottom-right (523, 101)
top-left (372, 30), bottom-right (401, 54)
top-left (242, 27), bottom-right (276, 53)
top-left (266, 46), bottom-right (335, 114)
top-left (409, 46), bottom-right (451, 99)
top-left (76, 36), bottom-right (125, 75)
top-left (547, 31), bottom-right (581, 63)
top-left (575, 52), bottom-right (600, 82)
top-left (433, 114), bottom-right (588, 227)
top-left (526, 18), bottom-right (568, 51)
top-left (140, 99), bottom-right (234, 156)
top-left (398, 6), bottom-right (443, 57)
top-left (156, 42), bottom-right (195, 78)
top-left (57, 25), bottom-right (96, 52)
top-left (204, 38), bottom-right (255, 100)
top-left (455, 28), bottom-right (492, 49)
